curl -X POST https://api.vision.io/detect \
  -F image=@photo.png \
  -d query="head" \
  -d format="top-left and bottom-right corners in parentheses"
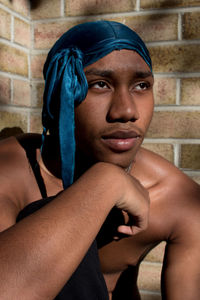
top-left (42, 20), bottom-right (154, 188)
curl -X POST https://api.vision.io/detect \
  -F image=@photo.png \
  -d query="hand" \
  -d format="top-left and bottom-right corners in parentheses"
top-left (115, 172), bottom-right (150, 236)
top-left (80, 162), bottom-right (150, 238)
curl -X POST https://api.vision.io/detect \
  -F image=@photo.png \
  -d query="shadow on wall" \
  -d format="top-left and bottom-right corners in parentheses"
top-left (0, 0), bottom-right (200, 138)
top-left (30, 0), bottom-right (41, 9)
top-left (9, 0), bottom-right (41, 9)
top-left (0, 127), bottom-right (24, 140)
top-left (142, 4), bottom-right (199, 74)
top-left (25, 0), bottom-right (199, 72)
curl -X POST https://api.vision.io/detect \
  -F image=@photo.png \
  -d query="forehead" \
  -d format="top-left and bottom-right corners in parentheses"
top-left (84, 49), bottom-right (152, 74)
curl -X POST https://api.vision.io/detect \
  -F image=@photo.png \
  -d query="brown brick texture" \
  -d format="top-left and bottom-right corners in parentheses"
top-left (0, 0), bottom-right (29, 16)
top-left (141, 0), bottom-right (200, 9)
top-left (0, 0), bottom-right (200, 298)
top-left (65, 0), bottom-right (137, 16)
top-left (0, 43), bottom-right (28, 76)
top-left (0, 8), bottom-right (11, 40)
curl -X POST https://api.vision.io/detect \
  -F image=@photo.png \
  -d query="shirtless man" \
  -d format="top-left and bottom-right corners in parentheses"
top-left (0, 20), bottom-right (200, 300)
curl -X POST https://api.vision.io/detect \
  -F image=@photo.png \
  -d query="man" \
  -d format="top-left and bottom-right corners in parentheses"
top-left (0, 20), bottom-right (199, 300)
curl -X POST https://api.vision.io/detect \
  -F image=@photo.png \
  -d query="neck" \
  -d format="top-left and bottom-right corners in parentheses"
top-left (41, 137), bottom-right (94, 183)
top-left (74, 149), bottom-right (95, 180)
top-left (41, 135), bottom-right (62, 179)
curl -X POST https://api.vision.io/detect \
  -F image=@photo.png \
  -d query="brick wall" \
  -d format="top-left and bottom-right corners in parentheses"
top-left (0, 0), bottom-right (30, 134)
top-left (0, 0), bottom-right (200, 299)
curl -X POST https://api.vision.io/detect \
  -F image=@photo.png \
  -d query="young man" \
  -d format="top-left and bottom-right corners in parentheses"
top-left (0, 20), bottom-right (200, 300)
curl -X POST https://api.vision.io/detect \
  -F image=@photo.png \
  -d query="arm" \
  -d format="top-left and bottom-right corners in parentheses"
top-left (0, 162), bottom-right (149, 300)
top-left (161, 180), bottom-right (200, 300)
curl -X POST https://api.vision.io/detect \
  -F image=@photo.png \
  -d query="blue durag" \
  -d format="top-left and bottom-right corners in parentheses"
top-left (42, 20), bottom-right (152, 189)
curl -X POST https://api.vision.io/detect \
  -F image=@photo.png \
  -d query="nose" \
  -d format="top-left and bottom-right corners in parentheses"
top-left (106, 87), bottom-right (139, 123)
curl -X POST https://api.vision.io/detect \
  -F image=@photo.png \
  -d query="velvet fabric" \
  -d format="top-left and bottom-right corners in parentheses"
top-left (42, 20), bottom-right (152, 189)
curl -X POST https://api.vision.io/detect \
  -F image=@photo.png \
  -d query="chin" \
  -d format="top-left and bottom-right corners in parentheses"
top-left (80, 143), bottom-right (141, 169)
top-left (98, 140), bottom-right (142, 166)
top-left (94, 150), bottom-right (137, 169)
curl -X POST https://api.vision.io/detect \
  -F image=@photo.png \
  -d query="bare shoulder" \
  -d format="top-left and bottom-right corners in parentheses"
top-left (135, 146), bottom-right (199, 192)
top-left (0, 136), bottom-right (27, 189)
top-left (0, 135), bottom-right (42, 230)
top-left (134, 147), bottom-right (200, 238)
top-left (100, 148), bottom-right (200, 289)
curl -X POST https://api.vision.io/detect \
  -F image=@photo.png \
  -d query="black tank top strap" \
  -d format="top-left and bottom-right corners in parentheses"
top-left (20, 139), bottom-right (47, 198)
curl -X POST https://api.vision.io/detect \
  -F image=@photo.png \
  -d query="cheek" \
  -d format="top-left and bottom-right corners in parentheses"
top-left (138, 98), bottom-right (154, 128)
top-left (75, 103), bottom-right (104, 144)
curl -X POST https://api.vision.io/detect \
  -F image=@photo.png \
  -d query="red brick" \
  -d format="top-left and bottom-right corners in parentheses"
top-left (14, 18), bottom-right (31, 48)
top-left (30, 113), bottom-right (42, 133)
top-left (144, 242), bottom-right (166, 263)
top-left (180, 144), bottom-right (200, 169)
top-left (183, 12), bottom-right (200, 40)
top-left (0, 110), bottom-right (27, 132)
top-left (138, 262), bottom-right (162, 292)
top-left (115, 14), bottom-right (178, 43)
top-left (0, 8), bottom-right (11, 40)
top-left (141, 0), bottom-right (200, 9)
top-left (149, 44), bottom-right (200, 73)
top-left (65, 0), bottom-right (136, 16)
top-left (34, 21), bottom-right (79, 49)
top-left (31, 54), bottom-right (47, 79)
top-left (13, 79), bottom-right (31, 106)
top-left (0, 43), bottom-right (28, 76)
top-left (153, 78), bottom-right (176, 105)
top-left (147, 111), bottom-right (200, 139)
top-left (0, 0), bottom-right (29, 16)
top-left (143, 143), bottom-right (174, 163)
top-left (30, 0), bottom-right (60, 20)
top-left (0, 75), bottom-right (11, 104)
top-left (31, 82), bottom-right (44, 107)
top-left (140, 292), bottom-right (161, 300)
top-left (181, 78), bottom-right (200, 105)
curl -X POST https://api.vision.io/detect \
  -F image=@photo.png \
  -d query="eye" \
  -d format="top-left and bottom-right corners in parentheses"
top-left (89, 81), bottom-right (109, 89)
top-left (135, 82), bottom-right (150, 91)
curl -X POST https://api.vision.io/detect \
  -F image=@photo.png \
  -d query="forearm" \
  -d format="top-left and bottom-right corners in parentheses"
top-left (0, 163), bottom-right (123, 299)
top-left (162, 238), bottom-right (200, 300)
top-left (162, 266), bottom-right (200, 300)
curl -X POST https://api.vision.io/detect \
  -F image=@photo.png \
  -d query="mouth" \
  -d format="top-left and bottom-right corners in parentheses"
top-left (101, 130), bottom-right (141, 152)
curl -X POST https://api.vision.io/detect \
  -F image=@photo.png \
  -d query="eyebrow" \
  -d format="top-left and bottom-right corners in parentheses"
top-left (84, 68), bottom-right (153, 78)
top-left (84, 69), bottom-right (113, 77)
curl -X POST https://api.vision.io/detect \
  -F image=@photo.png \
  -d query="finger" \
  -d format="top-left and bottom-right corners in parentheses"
top-left (117, 225), bottom-right (143, 236)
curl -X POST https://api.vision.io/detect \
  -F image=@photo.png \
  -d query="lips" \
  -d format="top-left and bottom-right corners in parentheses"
top-left (101, 130), bottom-right (141, 152)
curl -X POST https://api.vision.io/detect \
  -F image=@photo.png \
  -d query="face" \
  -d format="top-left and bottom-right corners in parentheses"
top-left (75, 49), bottom-right (154, 168)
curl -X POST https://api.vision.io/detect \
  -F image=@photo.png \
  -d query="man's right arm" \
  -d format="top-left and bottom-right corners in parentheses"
top-left (0, 162), bottom-right (149, 300)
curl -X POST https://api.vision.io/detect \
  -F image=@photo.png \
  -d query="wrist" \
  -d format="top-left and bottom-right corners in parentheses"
top-left (83, 162), bottom-right (126, 208)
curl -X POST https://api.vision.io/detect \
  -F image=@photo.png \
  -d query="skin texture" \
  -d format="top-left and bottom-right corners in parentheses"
top-left (0, 49), bottom-right (200, 299)
top-left (101, 149), bottom-right (200, 299)
top-left (75, 50), bottom-right (154, 168)
top-left (0, 140), bottom-right (149, 300)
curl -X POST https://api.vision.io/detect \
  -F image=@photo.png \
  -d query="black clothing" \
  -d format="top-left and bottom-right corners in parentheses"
top-left (16, 196), bottom-right (109, 300)
top-left (16, 140), bottom-right (109, 300)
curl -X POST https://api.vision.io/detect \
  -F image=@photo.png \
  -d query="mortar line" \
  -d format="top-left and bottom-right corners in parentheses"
top-left (174, 143), bottom-right (180, 167)
top-left (178, 13), bottom-right (182, 41)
